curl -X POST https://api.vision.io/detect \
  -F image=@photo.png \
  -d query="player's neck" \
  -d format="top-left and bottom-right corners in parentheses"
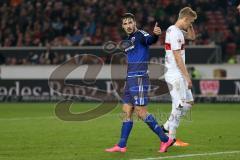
top-left (128, 28), bottom-right (138, 36)
top-left (175, 20), bottom-right (183, 30)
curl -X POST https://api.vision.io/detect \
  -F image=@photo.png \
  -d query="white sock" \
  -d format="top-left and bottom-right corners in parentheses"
top-left (164, 120), bottom-right (169, 131)
top-left (168, 110), bottom-right (181, 139)
top-left (168, 128), bottom-right (176, 139)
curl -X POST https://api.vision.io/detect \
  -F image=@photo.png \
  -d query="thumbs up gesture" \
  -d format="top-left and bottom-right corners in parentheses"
top-left (153, 22), bottom-right (161, 36)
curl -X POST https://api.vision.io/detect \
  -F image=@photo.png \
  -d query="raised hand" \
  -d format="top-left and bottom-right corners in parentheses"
top-left (153, 22), bottom-right (162, 36)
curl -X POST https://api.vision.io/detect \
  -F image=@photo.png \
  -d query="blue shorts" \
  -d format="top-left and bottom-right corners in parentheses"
top-left (122, 76), bottom-right (149, 106)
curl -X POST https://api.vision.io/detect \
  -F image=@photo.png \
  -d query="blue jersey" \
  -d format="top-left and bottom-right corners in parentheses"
top-left (124, 30), bottom-right (158, 77)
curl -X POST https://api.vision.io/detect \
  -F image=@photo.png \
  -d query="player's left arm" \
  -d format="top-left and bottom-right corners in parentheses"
top-left (182, 24), bottom-right (196, 40)
top-left (141, 22), bottom-right (161, 45)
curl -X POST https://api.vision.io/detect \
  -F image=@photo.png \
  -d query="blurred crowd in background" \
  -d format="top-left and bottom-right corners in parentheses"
top-left (0, 0), bottom-right (240, 65)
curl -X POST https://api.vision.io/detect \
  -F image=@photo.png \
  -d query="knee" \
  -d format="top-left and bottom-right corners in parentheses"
top-left (135, 107), bottom-right (148, 120)
top-left (122, 104), bottom-right (133, 121)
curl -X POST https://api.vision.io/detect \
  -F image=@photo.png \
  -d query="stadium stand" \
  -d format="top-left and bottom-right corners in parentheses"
top-left (0, 0), bottom-right (240, 64)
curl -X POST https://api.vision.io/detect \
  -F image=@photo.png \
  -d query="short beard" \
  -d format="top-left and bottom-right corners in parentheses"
top-left (128, 27), bottom-right (136, 35)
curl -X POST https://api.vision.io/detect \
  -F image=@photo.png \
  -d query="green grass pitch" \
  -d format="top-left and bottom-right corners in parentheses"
top-left (0, 103), bottom-right (240, 160)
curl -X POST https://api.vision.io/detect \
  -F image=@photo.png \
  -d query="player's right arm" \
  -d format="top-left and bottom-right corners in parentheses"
top-left (182, 25), bottom-right (196, 40)
top-left (173, 50), bottom-right (192, 89)
top-left (139, 22), bottom-right (161, 46)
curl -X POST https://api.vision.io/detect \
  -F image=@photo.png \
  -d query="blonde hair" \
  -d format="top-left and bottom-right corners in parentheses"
top-left (178, 7), bottom-right (197, 20)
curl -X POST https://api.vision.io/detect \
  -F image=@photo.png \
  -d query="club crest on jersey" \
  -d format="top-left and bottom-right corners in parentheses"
top-left (177, 39), bottom-right (182, 43)
top-left (131, 37), bottom-right (135, 43)
top-left (125, 38), bottom-right (135, 52)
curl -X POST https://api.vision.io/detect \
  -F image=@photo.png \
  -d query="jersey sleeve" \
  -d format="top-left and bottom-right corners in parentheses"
top-left (169, 30), bottom-right (182, 51)
top-left (139, 30), bottom-right (159, 46)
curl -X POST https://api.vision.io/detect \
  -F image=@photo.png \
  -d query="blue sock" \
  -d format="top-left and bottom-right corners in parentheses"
top-left (118, 120), bottom-right (133, 148)
top-left (144, 114), bottom-right (169, 142)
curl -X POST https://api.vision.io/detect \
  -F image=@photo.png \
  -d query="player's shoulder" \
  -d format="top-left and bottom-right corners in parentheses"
top-left (137, 29), bottom-right (150, 37)
top-left (166, 25), bottom-right (181, 34)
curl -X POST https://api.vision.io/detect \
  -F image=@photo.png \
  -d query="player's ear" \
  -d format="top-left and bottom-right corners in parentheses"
top-left (183, 17), bottom-right (188, 22)
top-left (133, 21), bottom-right (137, 27)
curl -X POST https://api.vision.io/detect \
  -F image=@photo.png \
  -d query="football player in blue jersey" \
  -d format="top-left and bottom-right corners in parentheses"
top-left (105, 13), bottom-right (173, 153)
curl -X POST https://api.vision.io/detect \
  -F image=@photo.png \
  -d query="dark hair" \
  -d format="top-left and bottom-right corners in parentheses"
top-left (121, 13), bottom-right (135, 21)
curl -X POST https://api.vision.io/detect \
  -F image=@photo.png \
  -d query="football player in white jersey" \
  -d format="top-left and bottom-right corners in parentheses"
top-left (162, 7), bottom-right (197, 147)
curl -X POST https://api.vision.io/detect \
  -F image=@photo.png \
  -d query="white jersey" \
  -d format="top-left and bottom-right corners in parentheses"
top-left (164, 25), bottom-right (185, 80)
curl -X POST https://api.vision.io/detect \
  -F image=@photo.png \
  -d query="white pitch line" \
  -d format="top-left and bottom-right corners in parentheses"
top-left (130, 151), bottom-right (240, 160)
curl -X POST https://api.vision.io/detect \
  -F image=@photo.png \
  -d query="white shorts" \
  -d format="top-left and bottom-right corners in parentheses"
top-left (165, 76), bottom-right (194, 105)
